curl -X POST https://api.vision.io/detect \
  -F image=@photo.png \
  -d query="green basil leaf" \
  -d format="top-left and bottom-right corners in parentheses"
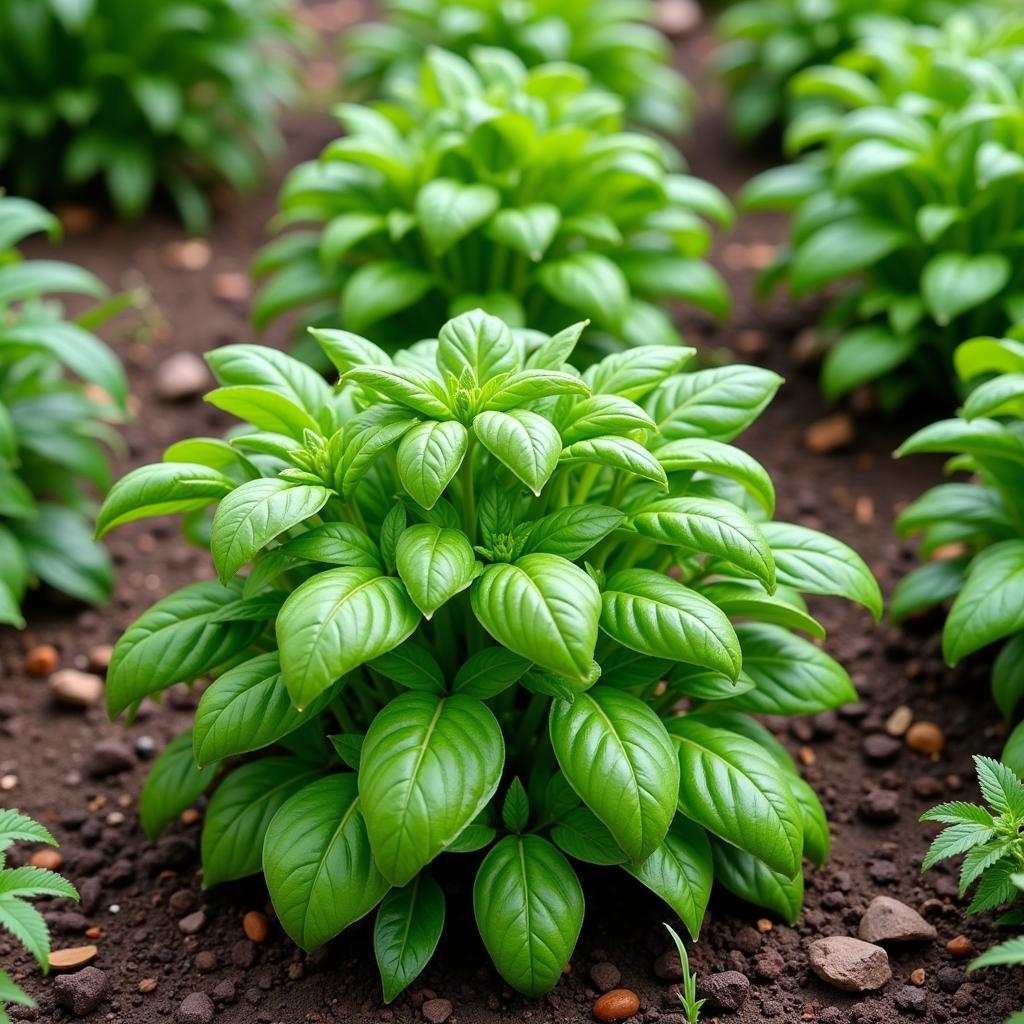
top-left (600, 569), bottom-right (741, 678)
top-left (790, 219), bottom-right (908, 295)
top-left (790, 774), bottom-right (830, 866)
top-left (277, 567), bottom-right (421, 709)
top-left (550, 686), bottom-right (678, 862)
top-left (654, 438), bottom-right (775, 514)
top-left (264, 774), bottom-right (389, 950)
top-left (560, 435), bottom-right (668, 487)
top-left (559, 394), bottom-right (657, 444)
top-left (368, 639), bottom-right (446, 693)
top-left (922, 252), bottom-right (1012, 327)
top-left (206, 385), bottom-right (322, 439)
top-left (452, 646), bottom-right (532, 698)
top-left (668, 717), bottom-right (803, 877)
top-left (397, 420), bottom-right (469, 510)
top-left (993, 635), bottom-right (1024, 721)
top-left (343, 367), bottom-right (450, 418)
top-left (202, 758), bottom-right (321, 887)
top-left (622, 816), bottom-right (712, 941)
top-left (472, 554), bottom-right (601, 681)
top-left (360, 692), bottom-right (505, 885)
top-left (341, 261), bottom-right (434, 334)
top-left (95, 463), bottom-right (233, 537)
top-left (711, 840), bottom-right (803, 924)
top-left (473, 835), bottom-right (584, 997)
top-left (396, 524), bottom-right (477, 618)
top-left (374, 875), bottom-right (446, 1003)
top-left (416, 179), bottom-right (500, 255)
top-left (520, 505), bottom-right (626, 560)
top-left (473, 409), bottom-right (561, 495)
top-left (436, 308), bottom-right (520, 384)
top-left (211, 478), bottom-right (331, 583)
top-left (537, 252), bottom-right (629, 327)
top-left (551, 806), bottom-right (627, 865)
top-left (486, 204), bottom-right (560, 260)
top-left (279, 522), bottom-right (382, 570)
top-left (697, 582), bottom-right (825, 639)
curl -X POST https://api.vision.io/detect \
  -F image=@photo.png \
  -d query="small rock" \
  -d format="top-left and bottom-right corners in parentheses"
top-left (653, 949), bottom-right (682, 981)
top-left (894, 984), bottom-right (927, 1016)
top-left (29, 848), bottom-right (63, 870)
top-left (906, 722), bottom-right (945, 756)
top-left (910, 967), bottom-right (926, 986)
top-left (169, 890), bottom-right (199, 916)
top-left (49, 946), bottom-right (99, 971)
top-left (195, 950), bottom-right (219, 973)
top-left (25, 644), bottom-right (59, 676)
top-left (697, 971), bottom-right (750, 1012)
top-left (177, 991), bottom-right (215, 1024)
top-left (87, 645), bottom-right (114, 672)
top-left (86, 739), bottom-right (134, 777)
top-left (946, 935), bottom-right (974, 958)
top-left (422, 998), bottom-right (453, 1024)
top-left (862, 734), bottom-right (902, 762)
top-left (733, 927), bottom-right (762, 955)
top-left (135, 735), bottom-right (157, 759)
top-left (49, 669), bottom-right (102, 708)
top-left (156, 352), bottom-right (209, 402)
top-left (807, 937), bottom-right (891, 992)
top-left (164, 239), bottom-right (211, 271)
top-left (212, 272), bottom-right (250, 303)
top-left (937, 966), bottom-right (964, 992)
top-left (805, 413), bottom-right (854, 455)
top-left (911, 776), bottom-right (943, 799)
top-left (212, 980), bottom-right (236, 1003)
top-left (243, 910), bottom-right (269, 943)
top-left (885, 706), bottom-right (913, 736)
top-left (53, 966), bottom-right (109, 1015)
top-left (231, 940), bottom-right (256, 968)
top-left (754, 949), bottom-right (785, 980)
top-left (859, 789), bottom-right (900, 823)
top-left (139, 978), bottom-right (158, 993)
top-left (858, 897), bottom-right (937, 944)
top-left (591, 961), bottom-right (622, 992)
top-left (179, 910), bottom-right (207, 935)
top-left (78, 877), bottom-right (102, 915)
top-left (593, 989), bottom-right (640, 1022)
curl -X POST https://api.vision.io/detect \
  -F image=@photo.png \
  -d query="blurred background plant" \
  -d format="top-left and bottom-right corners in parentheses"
top-left (0, 0), bottom-right (306, 232)
top-left (0, 194), bottom-right (129, 625)
top-left (256, 47), bottom-right (731, 363)
top-left (344, 0), bottom-right (693, 136)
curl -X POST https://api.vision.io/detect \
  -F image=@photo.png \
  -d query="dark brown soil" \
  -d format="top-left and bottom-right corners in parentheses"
top-left (3, 7), bottom-right (1023, 1024)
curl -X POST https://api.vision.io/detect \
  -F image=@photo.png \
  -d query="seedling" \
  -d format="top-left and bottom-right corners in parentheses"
top-left (665, 923), bottom-right (705, 1023)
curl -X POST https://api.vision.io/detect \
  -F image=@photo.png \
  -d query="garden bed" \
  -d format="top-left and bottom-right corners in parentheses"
top-left (2, 10), bottom-right (1023, 1024)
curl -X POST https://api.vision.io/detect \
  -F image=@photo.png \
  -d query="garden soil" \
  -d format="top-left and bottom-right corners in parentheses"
top-left (3, 5), bottom-right (1023, 1022)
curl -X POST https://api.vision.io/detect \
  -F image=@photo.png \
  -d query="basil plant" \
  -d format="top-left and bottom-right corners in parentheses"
top-left (0, 0), bottom-right (303, 231)
top-left (97, 311), bottom-right (879, 999)
top-left (0, 194), bottom-right (126, 626)
top-left (714, 0), bottom-right (957, 140)
top-left (343, 0), bottom-right (693, 137)
top-left (741, 13), bottom-right (1024, 409)
top-left (255, 47), bottom-right (731, 358)
top-left (895, 326), bottom-right (1024, 774)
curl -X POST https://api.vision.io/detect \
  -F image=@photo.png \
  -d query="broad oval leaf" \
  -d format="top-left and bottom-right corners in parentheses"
top-left (436, 308), bottom-right (519, 384)
top-left (473, 409), bottom-right (561, 495)
top-left (551, 806), bottom-right (628, 866)
top-left (520, 505), bottom-right (626, 560)
top-left (654, 438), bottom-right (775, 514)
top-left (359, 691), bottom-right (505, 886)
top-left (277, 567), bottom-right (421, 709)
top-left (550, 687), bottom-right (679, 862)
top-left (139, 730), bottom-right (218, 843)
top-left (711, 840), bottom-right (803, 924)
top-left (471, 554), bottom-right (601, 681)
top-left (416, 180), bottom-right (500, 256)
top-left (264, 774), bottom-right (389, 950)
top-left (560, 435), bottom-right (668, 488)
top-left (922, 252), bottom-right (1011, 327)
top-left (473, 835), bottom-right (584, 997)
top-left (668, 717), bottom-right (803, 877)
top-left (397, 420), bottom-right (469, 510)
top-left (201, 757), bottom-right (321, 887)
top-left (211, 478), bottom-right (331, 583)
top-left (396, 524), bottom-right (478, 618)
top-left (600, 569), bottom-right (741, 678)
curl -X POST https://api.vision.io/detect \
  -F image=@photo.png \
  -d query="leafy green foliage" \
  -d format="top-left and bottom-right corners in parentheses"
top-left (255, 48), bottom-right (731, 357)
top-left (0, 0), bottom-right (303, 231)
top-left (896, 327), bottom-right (1024, 767)
top-left (344, 0), bottom-right (693, 136)
top-left (99, 310), bottom-right (877, 998)
top-left (0, 194), bottom-right (125, 625)
top-left (922, 755), bottom-right (1024, 1019)
top-left (714, 0), bottom-right (958, 139)
top-left (0, 809), bottom-right (79, 1022)
top-left (740, 13), bottom-right (1024, 408)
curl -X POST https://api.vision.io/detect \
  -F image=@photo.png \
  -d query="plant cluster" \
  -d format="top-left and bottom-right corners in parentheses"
top-left (0, 809), bottom-right (78, 1023)
top-left (894, 327), bottom-right (1024, 771)
top-left (714, 0), bottom-right (959, 139)
top-left (0, 194), bottom-right (127, 626)
top-left (254, 47), bottom-right (731, 358)
top-left (343, 0), bottom-right (693, 137)
top-left (96, 309), bottom-right (880, 999)
top-left (741, 12), bottom-right (1024, 408)
top-left (0, 0), bottom-right (304, 231)
top-left (922, 756), bottom-right (1024, 1024)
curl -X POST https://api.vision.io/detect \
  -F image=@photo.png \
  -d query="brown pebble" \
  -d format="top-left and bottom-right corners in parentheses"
top-left (85, 927), bottom-right (101, 940)
top-left (29, 848), bottom-right (64, 870)
top-left (88, 645), bottom-right (114, 672)
top-left (180, 808), bottom-right (201, 825)
top-left (805, 413), bottom-right (855, 455)
top-left (756, 919), bottom-right (773, 934)
top-left (139, 978), bottom-right (158, 994)
top-left (798, 746), bottom-right (816, 766)
top-left (947, 935), bottom-right (974, 958)
top-left (49, 945), bottom-right (98, 970)
top-left (163, 238), bottom-right (211, 271)
top-left (885, 706), bottom-right (913, 737)
top-left (910, 968), bottom-right (926, 986)
top-left (50, 669), bottom-right (103, 708)
top-left (25, 644), bottom-right (59, 676)
top-left (593, 989), bottom-right (640, 1022)
top-left (243, 910), bottom-right (269, 944)
top-left (906, 721), bottom-right (945, 756)
top-left (212, 271), bottom-right (250, 303)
